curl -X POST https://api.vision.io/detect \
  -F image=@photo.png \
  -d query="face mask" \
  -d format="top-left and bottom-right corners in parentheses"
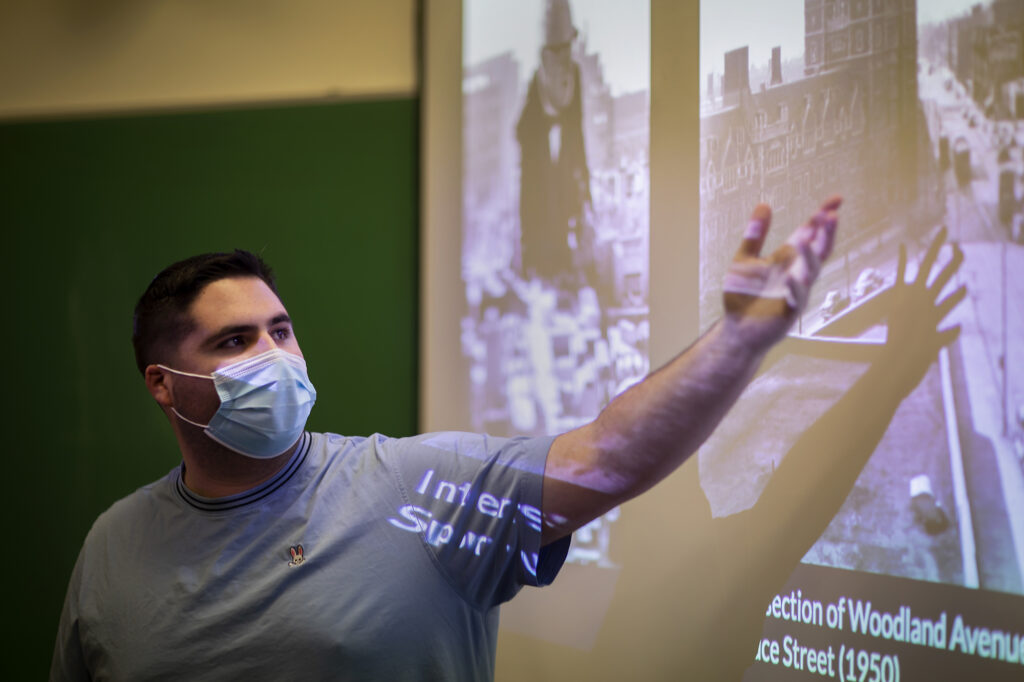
top-left (159, 349), bottom-right (317, 459)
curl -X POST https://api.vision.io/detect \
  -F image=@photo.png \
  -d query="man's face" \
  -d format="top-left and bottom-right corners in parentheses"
top-left (174, 276), bottom-right (303, 375)
top-left (153, 276), bottom-right (305, 426)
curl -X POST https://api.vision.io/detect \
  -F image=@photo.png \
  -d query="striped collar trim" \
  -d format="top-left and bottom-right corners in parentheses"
top-left (175, 432), bottom-right (312, 512)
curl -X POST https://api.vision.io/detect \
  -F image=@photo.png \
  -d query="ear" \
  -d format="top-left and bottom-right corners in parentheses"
top-left (144, 365), bottom-right (175, 408)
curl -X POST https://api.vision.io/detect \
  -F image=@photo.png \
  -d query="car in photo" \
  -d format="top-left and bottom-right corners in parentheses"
top-left (819, 289), bottom-right (850, 321)
top-left (853, 268), bottom-right (884, 299)
top-left (954, 136), bottom-right (971, 186)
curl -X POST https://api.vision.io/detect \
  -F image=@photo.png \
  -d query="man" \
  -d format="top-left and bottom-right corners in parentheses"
top-left (52, 198), bottom-right (843, 680)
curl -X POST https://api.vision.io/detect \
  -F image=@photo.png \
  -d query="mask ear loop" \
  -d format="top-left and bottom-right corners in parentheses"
top-left (157, 364), bottom-right (213, 380)
top-left (157, 365), bottom-right (214, 429)
top-left (170, 407), bottom-right (211, 429)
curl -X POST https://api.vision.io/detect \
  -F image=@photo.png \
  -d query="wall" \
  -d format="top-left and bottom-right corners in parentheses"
top-left (0, 0), bottom-right (417, 119)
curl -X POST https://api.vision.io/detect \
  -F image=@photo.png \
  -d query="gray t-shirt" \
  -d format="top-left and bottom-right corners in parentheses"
top-left (51, 431), bottom-right (569, 681)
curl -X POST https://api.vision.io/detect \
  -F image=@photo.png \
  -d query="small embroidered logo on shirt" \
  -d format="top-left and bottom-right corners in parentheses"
top-left (288, 544), bottom-right (306, 566)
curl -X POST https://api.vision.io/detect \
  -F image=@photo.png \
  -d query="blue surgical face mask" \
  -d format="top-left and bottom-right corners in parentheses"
top-left (159, 349), bottom-right (317, 459)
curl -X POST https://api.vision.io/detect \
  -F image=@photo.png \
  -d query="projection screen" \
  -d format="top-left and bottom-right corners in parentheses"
top-left (422, 1), bottom-right (1024, 679)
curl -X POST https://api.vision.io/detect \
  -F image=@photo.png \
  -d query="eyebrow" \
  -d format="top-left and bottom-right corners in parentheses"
top-left (201, 313), bottom-right (292, 347)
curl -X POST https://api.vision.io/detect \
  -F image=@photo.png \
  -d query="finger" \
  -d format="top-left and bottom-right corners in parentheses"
top-left (810, 209), bottom-right (839, 263)
top-left (897, 243), bottom-right (908, 286)
top-left (798, 237), bottom-right (822, 285)
top-left (928, 242), bottom-right (964, 300)
top-left (736, 204), bottom-right (772, 259)
top-left (785, 272), bottom-right (807, 311)
top-left (935, 285), bottom-right (968, 321)
top-left (788, 197), bottom-right (840, 251)
top-left (786, 223), bottom-right (815, 252)
top-left (917, 226), bottom-right (948, 286)
top-left (787, 207), bottom-right (823, 249)
top-left (788, 250), bottom-right (810, 308)
top-left (795, 195), bottom-right (842, 234)
top-left (820, 194), bottom-right (843, 212)
top-left (769, 242), bottom-right (799, 270)
top-left (935, 325), bottom-right (961, 349)
top-left (786, 241), bottom-right (819, 310)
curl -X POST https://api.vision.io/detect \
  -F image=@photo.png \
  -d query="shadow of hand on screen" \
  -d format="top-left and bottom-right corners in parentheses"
top-left (598, 229), bottom-right (965, 681)
top-left (744, 229), bottom-right (963, 563)
top-left (710, 227), bottom-right (963, 679)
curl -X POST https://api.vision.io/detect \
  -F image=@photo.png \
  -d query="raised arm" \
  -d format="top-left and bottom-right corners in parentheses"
top-left (541, 196), bottom-right (842, 543)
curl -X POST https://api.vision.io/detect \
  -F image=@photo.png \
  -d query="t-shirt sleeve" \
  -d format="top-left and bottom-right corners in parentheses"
top-left (50, 549), bottom-right (90, 682)
top-left (379, 432), bottom-right (570, 610)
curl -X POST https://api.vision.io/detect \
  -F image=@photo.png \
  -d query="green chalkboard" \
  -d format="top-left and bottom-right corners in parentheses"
top-left (0, 97), bottom-right (419, 678)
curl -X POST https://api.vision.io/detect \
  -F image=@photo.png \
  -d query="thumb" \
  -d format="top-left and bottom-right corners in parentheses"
top-left (735, 204), bottom-right (772, 259)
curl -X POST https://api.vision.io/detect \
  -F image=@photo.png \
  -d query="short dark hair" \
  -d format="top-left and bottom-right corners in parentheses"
top-left (132, 250), bottom-right (279, 374)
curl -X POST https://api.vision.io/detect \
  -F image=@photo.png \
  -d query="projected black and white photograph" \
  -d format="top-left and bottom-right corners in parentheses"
top-left (460, 0), bottom-right (651, 449)
top-left (699, 0), bottom-right (1024, 599)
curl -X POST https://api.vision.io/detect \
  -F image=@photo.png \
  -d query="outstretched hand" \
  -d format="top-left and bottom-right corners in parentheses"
top-left (880, 226), bottom-right (966, 392)
top-left (722, 195), bottom-right (842, 351)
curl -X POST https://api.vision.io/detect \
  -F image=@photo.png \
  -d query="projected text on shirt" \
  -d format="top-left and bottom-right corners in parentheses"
top-left (388, 467), bottom-right (543, 560)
